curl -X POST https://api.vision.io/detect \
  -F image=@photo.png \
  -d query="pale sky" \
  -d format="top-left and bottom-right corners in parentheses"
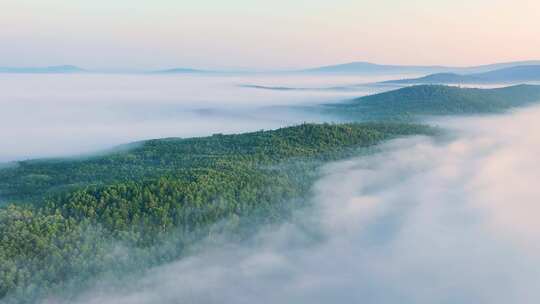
top-left (1, 0), bottom-right (539, 70)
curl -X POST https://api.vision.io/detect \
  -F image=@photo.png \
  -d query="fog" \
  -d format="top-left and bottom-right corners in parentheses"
top-left (0, 73), bottom-right (402, 162)
top-left (56, 106), bottom-right (540, 304)
top-left (6, 72), bottom-right (540, 303)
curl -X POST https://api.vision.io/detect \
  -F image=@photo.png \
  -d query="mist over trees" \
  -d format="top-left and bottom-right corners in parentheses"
top-left (0, 123), bottom-right (433, 302)
top-left (3, 83), bottom-right (540, 303)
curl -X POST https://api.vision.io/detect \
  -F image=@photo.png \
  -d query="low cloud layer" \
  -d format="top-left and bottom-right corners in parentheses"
top-left (1, 73), bottom-right (384, 162)
top-left (63, 106), bottom-right (540, 304)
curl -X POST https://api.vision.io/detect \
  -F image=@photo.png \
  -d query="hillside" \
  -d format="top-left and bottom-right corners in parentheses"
top-left (384, 65), bottom-right (540, 84)
top-left (331, 84), bottom-right (540, 118)
top-left (0, 122), bottom-right (433, 302)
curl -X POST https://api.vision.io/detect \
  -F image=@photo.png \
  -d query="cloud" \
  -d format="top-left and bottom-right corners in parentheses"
top-left (1, 73), bottom-right (376, 162)
top-left (62, 105), bottom-right (540, 304)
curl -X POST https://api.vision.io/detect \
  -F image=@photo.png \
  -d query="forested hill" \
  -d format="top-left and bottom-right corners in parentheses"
top-left (331, 84), bottom-right (540, 119)
top-left (0, 123), bottom-right (430, 203)
top-left (0, 123), bottom-right (434, 302)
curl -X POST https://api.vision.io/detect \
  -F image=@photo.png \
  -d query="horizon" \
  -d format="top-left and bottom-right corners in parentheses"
top-left (2, 59), bottom-right (540, 73)
top-left (2, 0), bottom-right (539, 70)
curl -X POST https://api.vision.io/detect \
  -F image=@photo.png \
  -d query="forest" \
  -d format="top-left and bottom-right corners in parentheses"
top-left (330, 84), bottom-right (540, 119)
top-left (0, 122), bottom-right (434, 303)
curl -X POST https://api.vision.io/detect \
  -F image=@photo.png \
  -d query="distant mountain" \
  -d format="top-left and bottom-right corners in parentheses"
top-left (384, 65), bottom-right (540, 84)
top-left (301, 62), bottom-right (445, 74)
top-left (301, 60), bottom-right (540, 75)
top-left (452, 61), bottom-right (540, 74)
top-left (384, 73), bottom-right (480, 84)
top-left (152, 68), bottom-right (210, 74)
top-left (0, 65), bottom-right (85, 74)
top-left (331, 84), bottom-right (540, 118)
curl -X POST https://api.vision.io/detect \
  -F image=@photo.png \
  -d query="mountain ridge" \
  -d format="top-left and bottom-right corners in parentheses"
top-left (3, 60), bottom-right (540, 74)
top-left (383, 65), bottom-right (540, 84)
top-left (301, 60), bottom-right (540, 75)
top-left (330, 84), bottom-right (540, 118)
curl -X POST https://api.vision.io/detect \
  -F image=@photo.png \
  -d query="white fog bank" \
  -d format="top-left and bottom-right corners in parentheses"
top-left (1, 73), bottom-right (394, 162)
top-left (69, 106), bottom-right (540, 304)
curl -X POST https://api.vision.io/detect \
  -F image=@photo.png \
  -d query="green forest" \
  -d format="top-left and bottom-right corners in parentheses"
top-left (0, 122), bottom-right (434, 303)
top-left (330, 84), bottom-right (540, 119)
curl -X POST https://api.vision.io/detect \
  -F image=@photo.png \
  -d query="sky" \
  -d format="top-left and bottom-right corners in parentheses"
top-left (1, 0), bottom-right (539, 70)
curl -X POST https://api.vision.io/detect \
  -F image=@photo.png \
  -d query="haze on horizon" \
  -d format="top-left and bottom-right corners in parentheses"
top-left (1, 0), bottom-right (539, 71)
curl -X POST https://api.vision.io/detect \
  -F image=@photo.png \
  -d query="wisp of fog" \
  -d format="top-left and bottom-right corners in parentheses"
top-left (63, 106), bottom-right (540, 304)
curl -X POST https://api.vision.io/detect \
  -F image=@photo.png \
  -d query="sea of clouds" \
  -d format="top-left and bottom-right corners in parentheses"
top-left (61, 105), bottom-right (540, 304)
top-left (0, 73), bottom-right (393, 162)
